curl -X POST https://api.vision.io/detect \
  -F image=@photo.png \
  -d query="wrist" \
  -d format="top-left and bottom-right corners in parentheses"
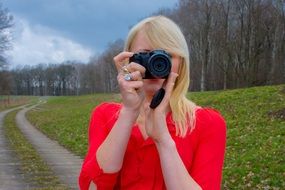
top-left (120, 106), bottom-right (140, 117)
top-left (118, 106), bottom-right (140, 127)
top-left (155, 134), bottom-right (175, 149)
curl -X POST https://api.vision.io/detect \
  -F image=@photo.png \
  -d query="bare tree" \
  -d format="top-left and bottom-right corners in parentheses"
top-left (0, 3), bottom-right (13, 96)
top-left (169, 0), bottom-right (285, 90)
top-left (0, 3), bottom-right (12, 69)
top-left (88, 39), bottom-right (124, 93)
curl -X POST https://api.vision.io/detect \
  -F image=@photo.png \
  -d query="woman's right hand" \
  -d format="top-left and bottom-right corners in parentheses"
top-left (113, 51), bottom-right (146, 112)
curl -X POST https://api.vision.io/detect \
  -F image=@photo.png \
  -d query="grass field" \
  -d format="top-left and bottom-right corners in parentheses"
top-left (27, 94), bottom-right (121, 156)
top-left (0, 96), bottom-right (36, 111)
top-left (26, 85), bottom-right (285, 189)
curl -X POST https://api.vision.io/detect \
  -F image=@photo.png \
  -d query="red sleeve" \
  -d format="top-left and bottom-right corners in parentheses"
top-left (79, 102), bottom-right (120, 190)
top-left (190, 108), bottom-right (227, 190)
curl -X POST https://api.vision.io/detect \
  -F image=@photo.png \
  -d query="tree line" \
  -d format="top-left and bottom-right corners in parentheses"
top-left (6, 40), bottom-right (123, 96)
top-left (169, 0), bottom-right (285, 90)
top-left (1, 0), bottom-right (284, 96)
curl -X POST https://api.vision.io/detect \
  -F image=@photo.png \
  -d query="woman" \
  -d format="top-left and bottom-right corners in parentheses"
top-left (79, 15), bottom-right (226, 190)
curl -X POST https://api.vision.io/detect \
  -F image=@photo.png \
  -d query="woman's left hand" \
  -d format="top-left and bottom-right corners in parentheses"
top-left (145, 72), bottom-right (178, 144)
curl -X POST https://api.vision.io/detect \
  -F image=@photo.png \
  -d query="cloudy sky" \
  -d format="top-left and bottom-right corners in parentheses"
top-left (2, 0), bottom-right (178, 67)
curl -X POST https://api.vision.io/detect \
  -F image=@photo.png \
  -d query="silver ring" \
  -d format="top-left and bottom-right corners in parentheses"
top-left (124, 73), bottom-right (132, 81)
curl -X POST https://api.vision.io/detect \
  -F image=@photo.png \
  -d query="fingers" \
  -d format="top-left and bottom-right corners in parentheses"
top-left (118, 69), bottom-right (143, 83)
top-left (119, 62), bottom-right (146, 78)
top-left (113, 51), bottom-right (134, 70)
top-left (128, 71), bottom-right (143, 81)
top-left (115, 52), bottom-right (146, 96)
top-left (165, 72), bottom-right (178, 93)
top-left (118, 69), bottom-right (144, 85)
top-left (114, 51), bottom-right (146, 79)
top-left (118, 76), bottom-right (144, 87)
top-left (160, 72), bottom-right (178, 105)
top-left (127, 62), bottom-right (146, 76)
top-left (118, 76), bottom-right (144, 93)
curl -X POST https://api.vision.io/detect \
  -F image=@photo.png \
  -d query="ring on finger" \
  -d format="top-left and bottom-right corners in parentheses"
top-left (124, 73), bottom-right (132, 81)
top-left (122, 65), bottom-right (129, 74)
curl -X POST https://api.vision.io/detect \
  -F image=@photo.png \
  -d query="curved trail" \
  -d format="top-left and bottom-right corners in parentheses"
top-left (15, 103), bottom-right (83, 189)
top-left (0, 105), bottom-right (31, 190)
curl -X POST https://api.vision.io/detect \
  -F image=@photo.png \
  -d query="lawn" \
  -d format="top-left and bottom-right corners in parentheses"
top-left (26, 85), bottom-right (285, 189)
top-left (26, 93), bottom-right (121, 156)
top-left (0, 96), bottom-right (36, 111)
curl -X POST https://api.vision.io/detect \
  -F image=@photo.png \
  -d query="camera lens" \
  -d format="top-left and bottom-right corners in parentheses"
top-left (148, 53), bottom-right (171, 78)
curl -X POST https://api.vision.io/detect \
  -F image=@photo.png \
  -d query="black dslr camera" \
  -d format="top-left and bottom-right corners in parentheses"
top-left (129, 50), bottom-right (172, 79)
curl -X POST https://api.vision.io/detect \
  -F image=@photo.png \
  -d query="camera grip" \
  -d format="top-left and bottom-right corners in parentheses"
top-left (149, 88), bottom-right (165, 109)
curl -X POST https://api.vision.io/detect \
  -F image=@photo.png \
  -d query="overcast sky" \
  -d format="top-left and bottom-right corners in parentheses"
top-left (2, 0), bottom-right (178, 67)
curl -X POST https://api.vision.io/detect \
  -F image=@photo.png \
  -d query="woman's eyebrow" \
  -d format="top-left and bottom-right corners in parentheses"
top-left (137, 49), bottom-right (151, 52)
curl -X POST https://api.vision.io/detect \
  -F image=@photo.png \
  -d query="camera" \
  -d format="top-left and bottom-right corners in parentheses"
top-left (129, 49), bottom-right (172, 79)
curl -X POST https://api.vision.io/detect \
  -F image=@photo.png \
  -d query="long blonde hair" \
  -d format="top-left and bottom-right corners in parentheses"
top-left (125, 15), bottom-right (197, 137)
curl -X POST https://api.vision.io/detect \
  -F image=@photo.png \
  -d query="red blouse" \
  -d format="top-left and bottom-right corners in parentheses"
top-left (79, 102), bottom-right (226, 190)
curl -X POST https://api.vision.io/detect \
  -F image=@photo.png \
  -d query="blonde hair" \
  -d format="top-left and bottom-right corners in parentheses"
top-left (125, 15), bottom-right (197, 137)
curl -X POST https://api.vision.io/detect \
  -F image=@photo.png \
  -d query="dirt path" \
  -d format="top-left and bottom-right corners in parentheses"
top-left (15, 104), bottom-right (83, 189)
top-left (0, 105), bottom-right (31, 190)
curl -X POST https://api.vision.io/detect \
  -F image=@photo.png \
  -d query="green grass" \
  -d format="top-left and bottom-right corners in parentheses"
top-left (26, 85), bottom-right (285, 189)
top-left (26, 94), bottom-right (120, 156)
top-left (188, 85), bottom-right (285, 189)
top-left (0, 96), bottom-right (37, 111)
top-left (4, 110), bottom-right (68, 190)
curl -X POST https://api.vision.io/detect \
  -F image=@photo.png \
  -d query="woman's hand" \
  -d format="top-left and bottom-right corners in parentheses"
top-left (144, 72), bottom-right (178, 144)
top-left (114, 51), bottom-right (146, 112)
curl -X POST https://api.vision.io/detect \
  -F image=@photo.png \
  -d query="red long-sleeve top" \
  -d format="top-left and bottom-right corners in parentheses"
top-left (79, 102), bottom-right (226, 190)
